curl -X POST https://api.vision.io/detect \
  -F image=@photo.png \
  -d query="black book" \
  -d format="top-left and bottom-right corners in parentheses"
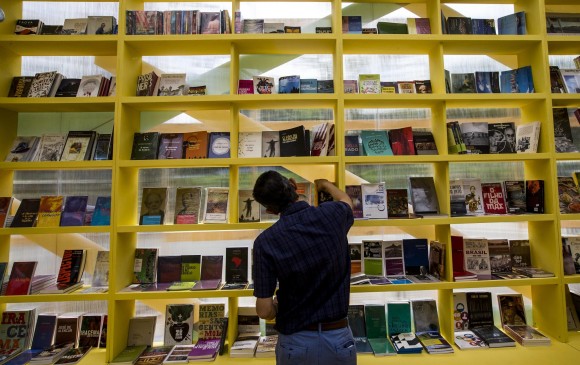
top-left (131, 132), bottom-right (160, 160)
top-left (412, 129), bottom-right (438, 155)
top-left (279, 126), bottom-right (309, 157)
top-left (225, 247), bottom-right (248, 284)
top-left (93, 134), bottom-right (113, 160)
top-left (553, 108), bottom-right (577, 153)
top-left (525, 180), bottom-right (544, 213)
top-left (10, 198), bottom-right (41, 227)
top-left (7, 76), bottom-right (34, 97)
top-left (447, 17), bottom-right (473, 34)
top-left (504, 180), bottom-right (526, 214)
top-left (470, 326), bottom-right (515, 348)
top-left (466, 292), bottom-right (494, 328)
top-left (344, 135), bottom-right (360, 156)
top-left (60, 131), bottom-right (98, 161)
top-left (54, 78), bottom-right (82, 97)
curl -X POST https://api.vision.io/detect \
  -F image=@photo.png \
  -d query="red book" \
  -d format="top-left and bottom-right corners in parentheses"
top-left (237, 80), bottom-right (254, 94)
top-left (5, 262), bottom-right (37, 295)
top-left (388, 127), bottom-right (416, 155)
top-left (451, 236), bottom-right (477, 281)
top-left (481, 182), bottom-right (508, 214)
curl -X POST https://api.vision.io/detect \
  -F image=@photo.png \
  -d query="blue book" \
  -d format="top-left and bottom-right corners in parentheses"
top-left (361, 130), bottom-right (393, 156)
top-left (60, 196), bottom-right (88, 226)
top-left (471, 19), bottom-right (496, 34)
top-left (498, 11), bottom-right (526, 35)
top-left (208, 132), bottom-right (231, 158)
top-left (31, 314), bottom-right (57, 350)
top-left (91, 196), bottom-right (111, 226)
top-left (278, 75), bottom-right (300, 94)
top-left (300, 79), bottom-right (318, 93)
top-left (5, 349), bottom-right (42, 365)
top-left (342, 16), bottom-right (362, 34)
top-left (402, 238), bottom-right (429, 275)
top-left (344, 135), bottom-right (360, 156)
top-left (500, 66), bottom-right (534, 93)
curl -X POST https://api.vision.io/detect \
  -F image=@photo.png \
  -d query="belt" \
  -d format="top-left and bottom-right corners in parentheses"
top-left (304, 318), bottom-right (348, 331)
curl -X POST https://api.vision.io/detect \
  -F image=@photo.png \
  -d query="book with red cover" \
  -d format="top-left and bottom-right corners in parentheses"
top-left (200, 255), bottom-right (223, 281)
top-left (451, 236), bottom-right (477, 281)
top-left (481, 182), bottom-right (507, 214)
top-left (0, 197), bottom-right (13, 228)
top-left (388, 127), bottom-right (416, 155)
top-left (57, 250), bottom-right (87, 286)
top-left (5, 262), bottom-right (37, 295)
top-left (237, 80), bottom-right (254, 94)
top-left (157, 256), bottom-right (182, 283)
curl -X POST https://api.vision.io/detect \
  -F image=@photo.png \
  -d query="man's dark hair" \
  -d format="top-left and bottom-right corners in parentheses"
top-left (253, 170), bottom-right (298, 214)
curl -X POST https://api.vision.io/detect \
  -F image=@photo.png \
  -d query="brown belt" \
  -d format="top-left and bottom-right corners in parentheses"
top-left (304, 318), bottom-right (349, 331)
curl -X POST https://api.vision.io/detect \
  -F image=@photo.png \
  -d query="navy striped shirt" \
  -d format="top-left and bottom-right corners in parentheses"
top-left (252, 200), bottom-right (354, 335)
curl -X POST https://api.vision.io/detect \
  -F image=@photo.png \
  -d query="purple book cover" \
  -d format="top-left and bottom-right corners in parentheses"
top-left (188, 338), bottom-right (220, 359)
top-left (60, 196), bottom-right (88, 226)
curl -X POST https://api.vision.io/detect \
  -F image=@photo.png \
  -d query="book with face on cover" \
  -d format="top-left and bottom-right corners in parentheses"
top-left (140, 187), bottom-right (167, 225)
top-left (174, 187), bottom-right (202, 224)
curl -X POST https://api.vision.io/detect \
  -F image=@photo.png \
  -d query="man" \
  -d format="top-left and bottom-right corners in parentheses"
top-left (252, 171), bottom-right (356, 365)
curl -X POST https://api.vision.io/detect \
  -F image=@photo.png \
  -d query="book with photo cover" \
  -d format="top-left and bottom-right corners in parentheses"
top-left (409, 176), bottom-right (440, 216)
top-left (451, 73), bottom-right (476, 93)
top-left (509, 239), bottom-right (532, 269)
top-left (139, 187), bottom-right (167, 225)
top-left (243, 19), bottom-right (264, 34)
top-left (300, 79), bottom-right (318, 93)
top-left (463, 238), bottom-right (492, 280)
top-left (92, 133), bottom-right (113, 160)
top-left (460, 122), bottom-right (489, 154)
top-left (156, 73), bottom-right (186, 96)
top-left (560, 68), bottom-right (580, 93)
top-left (278, 75), bottom-right (300, 94)
top-left (203, 187), bottom-right (229, 223)
top-left (60, 131), bottom-right (97, 161)
top-left (475, 71), bottom-right (500, 93)
top-left (238, 189), bottom-right (260, 223)
top-left (412, 129), bottom-right (438, 155)
top-left (462, 178), bottom-right (484, 216)
top-left (131, 132), bottom-right (160, 160)
top-left (504, 180), bottom-right (526, 214)
top-left (345, 185), bottom-right (363, 219)
top-left (488, 122), bottom-right (516, 153)
top-left (515, 121), bottom-right (541, 153)
top-left (60, 196), bottom-right (88, 226)
top-left (317, 80), bottom-right (334, 93)
top-left (10, 198), bottom-right (41, 228)
top-left (174, 187), bottom-right (202, 224)
top-left (472, 18), bottom-right (496, 34)
top-left (447, 17), bottom-right (473, 34)
top-left (553, 108), bottom-right (578, 153)
top-left (14, 19), bottom-right (43, 35)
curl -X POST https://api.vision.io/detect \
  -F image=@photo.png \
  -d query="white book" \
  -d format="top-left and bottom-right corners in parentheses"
top-left (35, 134), bottom-right (66, 161)
top-left (361, 182), bottom-right (388, 219)
top-left (157, 73), bottom-right (187, 96)
top-left (463, 238), bottom-right (492, 279)
top-left (559, 68), bottom-right (580, 93)
top-left (515, 121), bottom-right (541, 153)
top-left (76, 75), bottom-right (103, 97)
top-left (461, 178), bottom-right (484, 216)
top-left (238, 132), bottom-right (262, 158)
top-left (454, 330), bottom-right (489, 350)
top-left (203, 187), bottom-right (229, 223)
top-left (62, 18), bottom-right (88, 35)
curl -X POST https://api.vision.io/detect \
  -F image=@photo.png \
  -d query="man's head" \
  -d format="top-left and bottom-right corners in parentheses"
top-left (253, 170), bottom-right (298, 215)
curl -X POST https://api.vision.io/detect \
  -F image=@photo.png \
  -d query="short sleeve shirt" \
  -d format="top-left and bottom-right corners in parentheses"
top-left (252, 200), bottom-right (354, 335)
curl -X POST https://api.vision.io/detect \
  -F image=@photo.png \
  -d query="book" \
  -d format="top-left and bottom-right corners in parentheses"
top-left (225, 247), bottom-right (249, 285)
top-left (278, 75), bottom-right (300, 94)
top-left (300, 79), bottom-right (318, 93)
top-left (0, 309), bottom-right (36, 352)
top-left (512, 266), bottom-right (554, 278)
top-left (463, 238), bottom-right (491, 279)
top-left (447, 17), bottom-right (473, 34)
top-left (407, 18), bottom-right (431, 34)
top-left (131, 132), bottom-right (160, 160)
top-left (475, 71), bottom-right (499, 93)
top-left (388, 127), bottom-right (415, 155)
top-left (127, 316), bottom-right (157, 347)
top-left (14, 19), bottom-right (43, 34)
top-left (5, 262), bottom-right (37, 295)
top-left (526, 179), bottom-right (544, 213)
top-left (139, 187), bottom-right (167, 225)
top-left (409, 176), bottom-right (440, 216)
top-left (415, 80), bottom-right (432, 94)
top-left (342, 16), bottom-right (362, 34)
top-left (253, 76), bottom-right (274, 94)
top-left (32, 343), bottom-right (74, 365)
top-left (60, 196), bottom-right (88, 226)
top-left (75, 75), bottom-right (104, 97)
top-left (157, 133), bottom-right (183, 159)
top-left (412, 129), bottom-right (438, 155)
top-left (361, 183), bottom-right (388, 219)
top-left (207, 132), bottom-right (230, 158)
top-left (5, 136), bottom-right (39, 162)
top-left (454, 330), bottom-right (488, 350)
top-left (317, 80), bottom-right (334, 93)
top-left (344, 135), bottom-right (360, 156)
top-left (56, 249), bottom-right (87, 287)
top-left (243, 19), bottom-right (264, 34)
top-left (255, 335), bottom-right (277, 358)
top-left (553, 108), bottom-right (578, 153)
top-left (397, 81), bottom-right (416, 93)
top-left (488, 122), bottom-right (517, 153)
top-left (183, 131), bottom-right (208, 159)
top-left (361, 130), bottom-right (392, 156)
top-left (466, 291), bottom-right (495, 329)
top-left (559, 68), bottom-right (580, 93)
top-left (386, 189), bottom-right (409, 219)
top-left (35, 134), bottom-right (66, 161)
top-left (62, 18), bottom-right (88, 34)
top-left (472, 19), bottom-right (496, 34)
top-left (447, 121), bottom-right (467, 154)
top-left (172, 187), bottom-right (201, 224)
top-left (92, 133), bottom-right (113, 160)
top-left (550, 66), bottom-right (567, 93)
top-left (90, 196), bottom-right (111, 226)
top-left (504, 180), bottom-right (526, 214)
top-left (0, 198), bottom-right (11, 228)
top-left (136, 71), bottom-right (159, 96)
top-left (54, 346), bottom-right (92, 364)
top-left (481, 182), bottom-right (507, 214)
top-left (156, 256), bottom-right (181, 283)
top-left (156, 74), bottom-right (186, 96)
top-left (402, 238), bottom-right (429, 275)
top-left (460, 122), bottom-right (489, 154)
top-left (380, 81), bottom-right (398, 93)
top-left (261, 131), bottom-right (280, 158)
top-left (133, 248), bottom-right (158, 284)
top-left (451, 73), bottom-right (476, 93)
top-left (377, 21), bottom-right (408, 34)
top-left (77, 314), bottom-right (103, 348)
top-left (238, 189), bottom-right (260, 223)
top-left (263, 22), bottom-right (284, 33)
top-left (509, 239), bottom-right (532, 269)
top-left (36, 196), bottom-right (64, 227)
top-left (347, 305), bottom-right (372, 353)
top-left (54, 312), bottom-right (83, 348)
top-left (461, 178), bottom-right (484, 215)
top-left (503, 325), bottom-right (551, 346)
top-left (110, 345), bottom-right (147, 364)
top-left (27, 71), bottom-right (63, 97)
top-left (412, 301), bottom-right (454, 354)
top-left (237, 79), bottom-right (254, 94)
top-left (188, 338), bottom-right (220, 361)
top-left (90, 250), bottom-right (109, 288)
top-left (358, 74), bottom-right (381, 94)
top-left (198, 303), bottom-right (226, 340)
top-left (60, 131), bottom-right (97, 161)
top-left (310, 122), bottom-right (331, 157)
top-left (498, 11), bottom-right (527, 35)
top-left (452, 236), bottom-right (478, 281)
top-left (163, 344), bottom-right (194, 364)
top-left (488, 239), bottom-right (512, 275)
top-left (8, 76), bottom-right (34, 97)
top-left (470, 325), bottom-right (515, 348)
top-left (87, 15), bottom-right (116, 34)
top-left (203, 187), bottom-right (229, 223)
top-left (343, 79), bottom-right (358, 94)
top-left (558, 176), bottom-right (580, 214)
top-left (279, 126), bottom-right (308, 157)
top-left (164, 304), bottom-right (194, 346)
top-left (10, 198), bottom-right (41, 228)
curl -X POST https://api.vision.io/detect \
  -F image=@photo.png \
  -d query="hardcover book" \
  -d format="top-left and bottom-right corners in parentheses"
top-left (60, 196), bottom-right (88, 226)
top-left (343, 80), bottom-right (358, 94)
top-left (8, 76), bottom-right (34, 97)
top-left (279, 126), bottom-right (308, 157)
top-left (558, 176), bottom-right (580, 214)
top-left (54, 346), bottom-right (92, 364)
top-left (470, 325), bottom-right (515, 348)
top-left (0, 198), bottom-right (12, 228)
top-left (409, 176), bottom-right (440, 216)
top-left (131, 132), bottom-right (160, 160)
top-left (453, 292), bottom-right (470, 330)
top-left (133, 248), bottom-right (158, 284)
top-left (500, 66), bottom-right (535, 93)
top-left (139, 187), bottom-right (167, 225)
top-left (157, 133), bottom-right (184, 159)
top-left (10, 198), bottom-right (41, 228)
top-left (397, 81), bottom-right (416, 93)
top-left (62, 18), bottom-right (88, 34)
top-left (203, 187), bottom-right (229, 223)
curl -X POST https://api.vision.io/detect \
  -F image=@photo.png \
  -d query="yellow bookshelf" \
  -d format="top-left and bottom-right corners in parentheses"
top-left (1, 0), bottom-right (579, 364)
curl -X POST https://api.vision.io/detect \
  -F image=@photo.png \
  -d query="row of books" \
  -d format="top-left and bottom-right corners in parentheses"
top-left (136, 71), bottom-right (199, 97)
top-left (546, 13), bottom-right (580, 35)
top-left (8, 74), bottom-right (116, 98)
top-left (14, 16), bottom-right (117, 35)
top-left (6, 132), bottom-right (112, 163)
top-left (126, 9), bottom-right (231, 35)
top-left (238, 76), bottom-right (334, 94)
top-left (0, 309), bottom-right (106, 364)
top-left (447, 66), bottom-right (534, 94)
top-left (7, 71), bottom-right (114, 98)
top-left (1, 196), bottom-right (110, 228)
top-left (443, 12), bottom-right (526, 35)
top-left (549, 65), bottom-right (580, 94)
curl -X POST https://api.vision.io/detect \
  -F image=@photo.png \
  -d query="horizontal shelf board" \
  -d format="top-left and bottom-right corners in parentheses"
top-left (353, 217), bottom-right (452, 227)
top-left (555, 152), bottom-right (580, 161)
top-left (443, 93), bottom-right (547, 108)
top-left (440, 36), bottom-right (542, 54)
top-left (446, 153), bottom-right (552, 162)
top-left (559, 213), bottom-right (580, 221)
top-left (231, 156), bottom-right (339, 165)
top-left (547, 37), bottom-right (580, 54)
top-left (343, 35), bottom-right (440, 54)
top-left (351, 278), bottom-right (558, 291)
top-left (0, 226), bottom-right (112, 235)
top-left (0, 35), bottom-right (118, 56)
top-left (0, 292), bottom-right (109, 303)
top-left (551, 94), bottom-right (580, 107)
top-left (119, 156), bottom-right (339, 169)
top-left (451, 277), bottom-right (559, 289)
top-left (123, 34), bottom-right (336, 54)
top-left (0, 97), bottom-right (115, 112)
top-left (0, 161), bottom-right (113, 171)
top-left (116, 288), bottom-right (252, 300)
top-left (447, 213), bottom-right (556, 224)
top-left (353, 214), bottom-right (556, 227)
top-left (350, 282), bottom-right (451, 292)
top-left (563, 275), bottom-right (580, 284)
top-left (343, 94), bottom-right (445, 108)
top-left (346, 155), bottom-right (448, 164)
top-left (117, 223), bottom-right (269, 233)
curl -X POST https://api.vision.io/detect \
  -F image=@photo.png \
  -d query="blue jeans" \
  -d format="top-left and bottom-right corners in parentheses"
top-left (276, 326), bottom-right (357, 365)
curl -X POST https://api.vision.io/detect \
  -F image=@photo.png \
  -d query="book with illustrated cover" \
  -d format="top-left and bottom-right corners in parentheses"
top-left (0, 309), bottom-right (36, 352)
top-left (27, 71), bottom-right (63, 97)
top-left (91, 251), bottom-right (109, 288)
top-left (388, 127), bottom-right (415, 155)
top-left (361, 183), bottom-right (388, 219)
top-left (279, 126), bottom-right (308, 157)
top-left (139, 187), bottom-right (167, 225)
top-left (504, 325), bottom-right (551, 346)
top-left (91, 196), bottom-right (111, 226)
top-left (447, 121), bottom-right (467, 154)
top-left (526, 179), bottom-right (544, 213)
top-left (10, 198), bottom-right (41, 228)
top-left (460, 122), bottom-right (489, 154)
top-left (377, 21), bottom-right (408, 34)
top-left (475, 71), bottom-right (500, 93)
top-left (453, 292), bottom-right (470, 330)
top-left (498, 11), bottom-right (527, 35)
top-left (163, 344), bottom-right (194, 363)
top-left (386, 189), bottom-right (409, 218)
top-left (343, 80), bottom-right (357, 94)
top-left (183, 131), bottom-right (208, 159)
top-left (77, 314), bottom-right (103, 348)
top-left (344, 185), bottom-right (363, 219)
top-left (136, 71), bottom-right (159, 96)
top-left (76, 75), bottom-right (104, 97)
top-left (253, 76), bottom-right (274, 94)
top-left (203, 187), bottom-right (229, 223)
top-left (560, 69), bottom-right (580, 93)
top-left (452, 73), bottom-right (476, 93)
top-left (57, 249), bottom-right (87, 286)
top-left (472, 18), bottom-right (496, 34)
top-left (415, 80), bottom-right (432, 93)
top-left (397, 81), bottom-right (416, 93)
top-left (8, 76), bottom-right (34, 97)
top-left (36, 195), bottom-right (64, 227)
top-left (409, 176), bottom-right (440, 216)
top-left (60, 131), bottom-right (97, 161)
top-left (447, 17), bottom-right (473, 34)
top-left (208, 132), bottom-right (230, 158)
top-left (358, 74), bottom-right (381, 94)
top-left (553, 108), bottom-right (578, 153)
top-left (198, 303), bottom-right (226, 340)
top-left (238, 189), bottom-right (260, 223)
top-left (462, 178), bottom-right (484, 215)
top-left (174, 187), bottom-right (202, 224)
top-left (497, 293), bottom-right (527, 328)
top-left (164, 304), bottom-right (194, 346)
top-left (133, 248), bottom-right (158, 284)
top-left (558, 176), bottom-right (580, 214)
top-left (310, 122), bottom-right (331, 157)
top-left (504, 180), bottom-right (526, 214)
top-left (488, 239), bottom-right (512, 275)
top-left (481, 182), bottom-right (507, 214)
top-left (225, 247), bottom-right (249, 285)
top-left (62, 17), bottom-right (88, 34)
top-left (361, 130), bottom-right (392, 156)
top-left (60, 196), bottom-right (88, 226)
top-left (127, 316), bottom-right (157, 347)
top-left (5, 136), bottom-right (40, 162)
top-left (237, 132), bottom-right (261, 158)
top-left (407, 18), bottom-right (431, 34)
top-left (156, 256), bottom-right (181, 283)
top-left (278, 75), bottom-right (300, 94)
top-left (35, 134), bottom-right (66, 161)
top-left (454, 330), bottom-right (488, 350)
top-left (463, 238), bottom-right (491, 279)
top-left (131, 132), bottom-right (160, 160)
top-left (157, 133), bottom-right (184, 159)
top-left (92, 133), bottom-right (113, 160)
top-left (156, 74), bottom-right (186, 96)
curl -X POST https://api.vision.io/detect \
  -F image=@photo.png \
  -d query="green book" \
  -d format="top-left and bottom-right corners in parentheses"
top-left (368, 337), bottom-right (397, 356)
top-left (387, 301), bottom-right (412, 335)
top-left (111, 345), bottom-right (147, 364)
top-left (166, 281), bottom-right (197, 291)
top-left (363, 259), bottom-right (383, 276)
top-left (364, 304), bottom-right (387, 339)
top-left (377, 21), bottom-right (409, 34)
top-left (181, 255), bottom-right (201, 282)
top-left (361, 130), bottom-right (393, 156)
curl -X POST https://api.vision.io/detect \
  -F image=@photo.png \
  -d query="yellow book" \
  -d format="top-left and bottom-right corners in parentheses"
top-left (36, 195), bottom-right (64, 227)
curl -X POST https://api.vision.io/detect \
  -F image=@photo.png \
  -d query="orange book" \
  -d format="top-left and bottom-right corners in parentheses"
top-left (183, 131), bottom-right (208, 159)
top-left (36, 195), bottom-right (64, 227)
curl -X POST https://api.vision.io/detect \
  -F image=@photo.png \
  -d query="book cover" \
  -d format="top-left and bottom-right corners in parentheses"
top-left (310, 122), bottom-right (331, 157)
top-left (157, 256), bottom-right (181, 283)
top-left (57, 249), bottom-right (87, 286)
top-left (462, 178), bottom-right (484, 215)
top-left (361, 130), bottom-right (393, 156)
top-left (497, 294), bottom-right (527, 328)
top-left (363, 240), bottom-right (383, 276)
top-left (188, 338), bottom-right (220, 360)
top-left (60, 131), bottom-right (97, 161)
top-left (389, 332), bottom-right (423, 353)
top-left (238, 79), bottom-right (254, 94)
top-left (127, 316), bottom-right (157, 347)
top-left (407, 18), bottom-right (431, 34)
top-left (136, 71), bottom-right (159, 96)
top-left (388, 127), bottom-right (415, 155)
top-left (31, 313), bottom-right (57, 350)
top-left (54, 313), bottom-right (82, 348)
top-left (110, 345), bottom-right (147, 364)
top-left (386, 189), bottom-right (409, 218)
top-left (344, 135), bottom-right (360, 156)
top-left (76, 75), bottom-right (103, 97)
top-left (498, 11), bottom-right (527, 35)
top-left (380, 81), bottom-right (398, 93)
top-left (164, 304), bottom-right (194, 346)
top-left (470, 326), bottom-right (515, 348)
top-left (412, 299), bottom-right (440, 333)
top-left (156, 73), bottom-right (186, 96)
top-left (474, 71), bottom-right (493, 93)
top-left (0, 309), bottom-right (36, 351)
top-left (487, 239), bottom-right (512, 275)
top-left (14, 19), bottom-right (43, 34)
top-left (261, 131), bottom-right (280, 158)
top-left (550, 66), bottom-right (567, 93)
top-left (203, 187), bottom-right (229, 223)
top-left (488, 122), bottom-right (516, 153)
top-left (504, 180), bottom-right (526, 214)
top-left (558, 176), bottom-right (580, 214)
top-left (92, 133), bottom-right (113, 160)
top-left (183, 131), bottom-right (208, 159)
top-left (343, 185), bottom-right (363, 219)
top-left (133, 248), bottom-right (158, 284)
top-left (200, 255), bottom-right (223, 281)
top-left (479, 182), bottom-right (506, 215)
top-left (177, 255), bottom-right (199, 283)
top-left (27, 71), bottom-right (60, 97)
top-left (553, 108), bottom-right (578, 153)
top-left (428, 240), bottom-right (445, 280)
top-left (54, 346), bottom-right (92, 364)
top-left (317, 80), bottom-right (334, 93)
top-left (208, 132), bottom-right (230, 158)
top-left (403, 238), bottom-right (429, 275)
top-left (383, 240), bottom-right (405, 276)
top-left (139, 187), bottom-right (167, 225)
top-left (509, 239), bottom-right (532, 268)
top-left (225, 247), bottom-right (249, 284)
top-left (157, 133), bottom-right (184, 159)
top-left (453, 292), bottom-right (470, 330)
top-left (5, 136), bottom-right (40, 162)
top-left (91, 251), bottom-right (109, 288)
top-left (472, 19), bottom-right (496, 34)
top-left (463, 238), bottom-right (491, 279)
top-left (361, 182), bottom-right (388, 219)
top-left (279, 126), bottom-right (308, 157)
top-left (62, 17), bottom-right (88, 34)
top-left (87, 15), bottom-right (116, 34)
top-left (560, 68), bottom-right (580, 93)
top-left (0, 198), bottom-right (12, 228)
top-left (173, 187), bottom-right (201, 224)
top-left (91, 196), bottom-right (111, 226)
top-left (300, 79), bottom-right (318, 93)
top-left (386, 301), bottom-right (412, 336)
top-left (238, 189), bottom-right (260, 223)
top-left (5, 262), bottom-right (37, 295)
top-left (10, 198), bottom-right (41, 228)
top-left (466, 292), bottom-right (494, 328)
top-left (7, 76), bottom-right (34, 97)
top-left (60, 196), bottom-right (88, 226)
top-left (78, 314), bottom-right (103, 347)
top-left (412, 129), bottom-right (438, 155)
top-left (253, 76), bottom-right (274, 94)
top-left (358, 74), bottom-right (381, 94)
top-left (526, 179), bottom-right (544, 213)
top-left (451, 73), bottom-right (476, 93)
top-left (243, 19), bottom-right (264, 34)
top-left (237, 132), bottom-right (261, 158)
top-left (36, 195), bottom-right (64, 227)
top-left (342, 16), bottom-right (362, 34)
top-left (415, 80), bottom-right (432, 94)
top-left (447, 121), bottom-right (467, 154)
top-left (460, 122), bottom-right (489, 154)
top-left (447, 17), bottom-right (473, 34)
top-left (278, 75), bottom-right (300, 94)
top-left (409, 176), bottom-right (440, 216)
top-left (198, 303), bottom-right (226, 340)
top-left (377, 21), bottom-right (408, 34)
top-left (343, 79), bottom-right (358, 94)
top-left (35, 134), bottom-right (66, 161)
top-left (131, 132), bottom-right (160, 160)
top-left (347, 305), bottom-right (372, 353)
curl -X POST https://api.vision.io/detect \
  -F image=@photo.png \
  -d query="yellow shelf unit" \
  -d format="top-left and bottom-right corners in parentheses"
top-left (0, 0), bottom-right (579, 364)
